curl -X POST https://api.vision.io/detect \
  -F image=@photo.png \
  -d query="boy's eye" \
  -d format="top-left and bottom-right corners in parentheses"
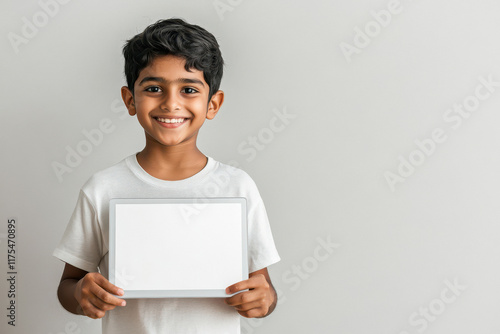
top-left (182, 87), bottom-right (198, 94)
top-left (145, 86), bottom-right (162, 93)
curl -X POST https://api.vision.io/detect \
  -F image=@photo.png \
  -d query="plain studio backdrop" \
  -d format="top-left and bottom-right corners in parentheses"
top-left (1, 0), bottom-right (500, 333)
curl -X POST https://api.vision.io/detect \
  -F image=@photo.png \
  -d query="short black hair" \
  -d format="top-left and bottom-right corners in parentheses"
top-left (122, 18), bottom-right (224, 101)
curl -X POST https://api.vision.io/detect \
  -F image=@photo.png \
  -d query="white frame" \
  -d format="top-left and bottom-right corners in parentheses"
top-left (108, 198), bottom-right (248, 298)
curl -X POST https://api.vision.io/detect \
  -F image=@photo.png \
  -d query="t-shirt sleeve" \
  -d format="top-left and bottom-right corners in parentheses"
top-left (246, 179), bottom-right (281, 273)
top-left (52, 189), bottom-right (104, 273)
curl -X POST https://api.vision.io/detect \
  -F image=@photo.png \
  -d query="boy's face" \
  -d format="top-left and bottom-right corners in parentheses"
top-left (121, 54), bottom-right (223, 148)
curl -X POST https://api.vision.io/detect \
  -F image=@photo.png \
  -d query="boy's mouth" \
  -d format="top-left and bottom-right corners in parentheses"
top-left (154, 117), bottom-right (187, 124)
top-left (153, 117), bottom-right (189, 128)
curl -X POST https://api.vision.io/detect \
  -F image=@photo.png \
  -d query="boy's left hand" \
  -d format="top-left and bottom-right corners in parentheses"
top-left (224, 268), bottom-right (276, 318)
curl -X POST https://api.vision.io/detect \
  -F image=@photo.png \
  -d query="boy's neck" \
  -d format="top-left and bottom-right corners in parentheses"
top-left (136, 143), bottom-right (208, 181)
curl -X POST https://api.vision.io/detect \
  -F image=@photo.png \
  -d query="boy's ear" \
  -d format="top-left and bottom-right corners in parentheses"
top-left (121, 86), bottom-right (136, 116)
top-left (206, 90), bottom-right (224, 120)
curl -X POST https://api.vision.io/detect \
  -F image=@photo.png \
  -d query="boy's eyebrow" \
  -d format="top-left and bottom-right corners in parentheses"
top-left (138, 76), bottom-right (205, 87)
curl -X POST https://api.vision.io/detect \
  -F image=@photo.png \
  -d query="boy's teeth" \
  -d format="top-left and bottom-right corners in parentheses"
top-left (157, 118), bottom-right (185, 123)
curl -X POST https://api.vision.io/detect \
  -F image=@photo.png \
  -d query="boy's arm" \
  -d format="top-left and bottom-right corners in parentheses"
top-left (57, 263), bottom-right (88, 315)
top-left (57, 263), bottom-right (126, 319)
top-left (225, 267), bottom-right (278, 318)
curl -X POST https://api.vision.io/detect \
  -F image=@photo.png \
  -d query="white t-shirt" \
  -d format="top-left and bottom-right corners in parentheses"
top-left (52, 153), bottom-right (281, 334)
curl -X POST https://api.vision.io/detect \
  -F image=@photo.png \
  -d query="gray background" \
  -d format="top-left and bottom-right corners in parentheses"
top-left (2, 0), bottom-right (500, 333)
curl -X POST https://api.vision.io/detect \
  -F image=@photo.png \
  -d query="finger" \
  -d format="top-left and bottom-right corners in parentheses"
top-left (79, 297), bottom-right (107, 319)
top-left (226, 278), bottom-right (255, 294)
top-left (225, 290), bottom-right (262, 307)
top-left (87, 294), bottom-right (119, 314)
top-left (94, 274), bottom-right (125, 297)
top-left (232, 300), bottom-right (263, 312)
top-left (227, 274), bottom-right (270, 294)
top-left (91, 282), bottom-right (126, 307)
top-left (237, 307), bottom-right (267, 318)
top-left (84, 297), bottom-right (109, 319)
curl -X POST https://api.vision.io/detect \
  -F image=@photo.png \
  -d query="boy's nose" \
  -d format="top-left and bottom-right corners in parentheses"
top-left (159, 93), bottom-right (181, 112)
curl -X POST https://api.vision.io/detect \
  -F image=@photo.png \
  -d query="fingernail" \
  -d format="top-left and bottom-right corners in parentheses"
top-left (118, 289), bottom-right (124, 295)
top-left (121, 301), bottom-right (126, 306)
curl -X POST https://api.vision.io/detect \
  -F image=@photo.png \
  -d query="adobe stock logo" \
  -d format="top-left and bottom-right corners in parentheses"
top-left (398, 278), bottom-right (467, 334)
top-left (51, 98), bottom-right (129, 183)
top-left (339, 0), bottom-right (404, 63)
top-left (384, 74), bottom-right (499, 192)
top-left (7, 0), bottom-right (72, 54)
top-left (241, 235), bottom-right (340, 334)
top-left (51, 119), bottom-right (116, 183)
top-left (281, 236), bottom-right (340, 291)
top-left (213, 0), bottom-right (243, 21)
top-left (237, 106), bottom-right (296, 162)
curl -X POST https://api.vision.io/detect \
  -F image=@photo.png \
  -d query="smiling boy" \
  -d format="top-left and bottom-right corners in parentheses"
top-left (53, 18), bottom-right (281, 333)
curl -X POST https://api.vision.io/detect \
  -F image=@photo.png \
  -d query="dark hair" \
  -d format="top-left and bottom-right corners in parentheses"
top-left (122, 18), bottom-right (224, 101)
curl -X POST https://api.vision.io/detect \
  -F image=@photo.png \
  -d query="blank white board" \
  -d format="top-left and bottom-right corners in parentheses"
top-left (108, 198), bottom-right (248, 298)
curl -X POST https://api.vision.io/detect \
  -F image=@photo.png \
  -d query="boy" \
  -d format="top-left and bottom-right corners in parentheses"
top-left (53, 18), bottom-right (281, 333)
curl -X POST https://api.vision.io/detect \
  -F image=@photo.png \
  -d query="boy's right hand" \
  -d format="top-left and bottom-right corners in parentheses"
top-left (74, 272), bottom-right (126, 319)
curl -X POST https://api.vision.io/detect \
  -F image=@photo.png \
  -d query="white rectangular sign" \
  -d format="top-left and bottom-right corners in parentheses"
top-left (109, 198), bottom-right (248, 298)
